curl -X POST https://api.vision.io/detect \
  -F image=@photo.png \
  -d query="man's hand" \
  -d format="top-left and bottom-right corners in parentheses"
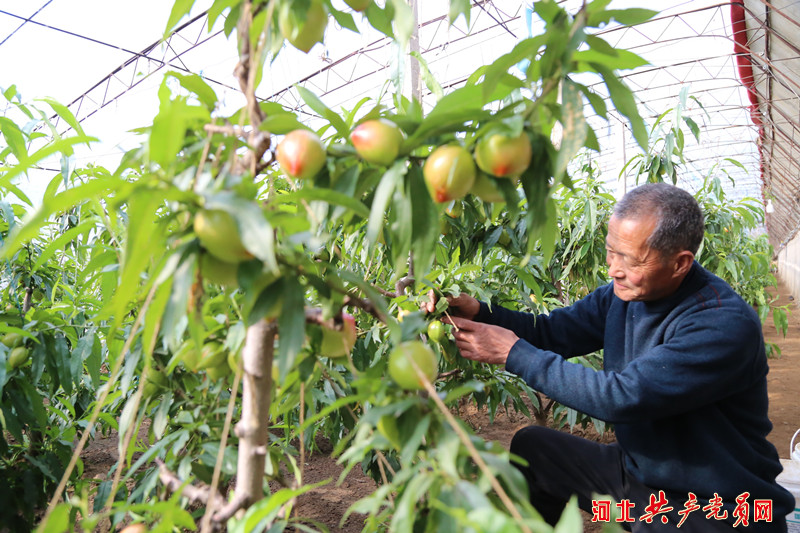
top-left (446, 317), bottom-right (519, 365)
top-left (422, 290), bottom-right (480, 319)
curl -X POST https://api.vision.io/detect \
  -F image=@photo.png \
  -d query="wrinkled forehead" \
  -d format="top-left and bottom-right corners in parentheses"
top-left (607, 214), bottom-right (659, 247)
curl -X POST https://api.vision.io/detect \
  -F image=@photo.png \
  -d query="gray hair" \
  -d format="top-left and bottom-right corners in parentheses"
top-left (614, 183), bottom-right (705, 257)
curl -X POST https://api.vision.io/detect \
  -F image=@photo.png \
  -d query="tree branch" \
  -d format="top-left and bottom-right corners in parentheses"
top-left (342, 294), bottom-right (386, 322)
top-left (156, 458), bottom-right (227, 510)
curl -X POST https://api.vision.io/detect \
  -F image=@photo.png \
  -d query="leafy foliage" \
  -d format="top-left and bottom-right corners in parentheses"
top-left (3, 1), bottom-right (780, 532)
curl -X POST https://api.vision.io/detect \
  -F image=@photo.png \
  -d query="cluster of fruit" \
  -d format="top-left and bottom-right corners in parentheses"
top-left (2, 332), bottom-right (29, 370)
top-left (276, 119), bottom-right (532, 207)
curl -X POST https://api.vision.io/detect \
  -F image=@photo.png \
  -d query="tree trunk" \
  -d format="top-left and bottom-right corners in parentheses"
top-left (232, 318), bottom-right (277, 508)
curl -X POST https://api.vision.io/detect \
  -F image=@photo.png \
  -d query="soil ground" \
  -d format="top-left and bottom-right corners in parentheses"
top-left (80, 277), bottom-right (800, 532)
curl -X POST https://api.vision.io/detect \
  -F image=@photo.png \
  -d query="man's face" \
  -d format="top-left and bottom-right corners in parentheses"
top-left (605, 215), bottom-right (680, 302)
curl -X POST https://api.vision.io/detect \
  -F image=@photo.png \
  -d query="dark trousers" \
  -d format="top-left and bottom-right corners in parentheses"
top-left (510, 425), bottom-right (787, 532)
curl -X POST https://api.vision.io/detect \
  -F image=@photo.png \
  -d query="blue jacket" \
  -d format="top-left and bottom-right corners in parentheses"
top-left (476, 261), bottom-right (794, 524)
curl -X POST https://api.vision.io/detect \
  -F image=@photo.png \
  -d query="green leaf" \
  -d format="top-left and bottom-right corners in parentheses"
top-left (166, 72), bottom-right (218, 111)
top-left (0, 117), bottom-right (27, 160)
top-left (410, 51), bottom-right (444, 101)
top-left (41, 502), bottom-right (71, 533)
top-left (481, 37), bottom-right (544, 102)
top-left (233, 481), bottom-right (330, 533)
top-left (0, 176), bottom-right (119, 260)
top-left (31, 220), bottom-right (94, 272)
top-left (296, 86), bottom-right (350, 138)
top-left (150, 81), bottom-right (210, 168)
top-left (408, 165), bottom-right (438, 279)
top-left (274, 187), bottom-right (370, 219)
top-left (246, 278), bottom-right (283, 326)
top-left (367, 161), bottom-right (406, 247)
top-left (400, 414), bottom-right (430, 465)
top-left (204, 192), bottom-right (279, 273)
top-left (683, 116), bottom-right (701, 142)
top-left (259, 113), bottom-right (308, 135)
top-left (81, 331), bottom-right (102, 389)
top-left (540, 197), bottom-right (559, 265)
top-left (109, 190), bottom-right (165, 330)
top-left (388, 0), bottom-right (413, 48)
top-left (329, 5), bottom-right (358, 32)
top-left (554, 496), bottom-right (584, 533)
top-left (164, 0), bottom-right (196, 36)
top-left (594, 63), bottom-right (648, 152)
top-left (224, 3), bottom-right (240, 37)
top-left (36, 97), bottom-right (89, 142)
top-left (160, 254), bottom-right (195, 353)
top-left (449, 0), bottom-right (471, 26)
top-left (724, 157), bottom-right (747, 171)
top-left (554, 80), bottom-right (587, 181)
top-left (408, 85), bottom-right (494, 145)
top-left (0, 134), bottom-right (98, 189)
top-left (587, 8), bottom-right (657, 28)
top-left (277, 277), bottom-right (306, 378)
top-left (143, 277), bottom-right (174, 357)
top-left (574, 46), bottom-right (649, 71)
top-left (364, 2), bottom-right (393, 37)
top-left (391, 472), bottom-right (434, 533)
top-left (207, 0), bottom-right (239, 31)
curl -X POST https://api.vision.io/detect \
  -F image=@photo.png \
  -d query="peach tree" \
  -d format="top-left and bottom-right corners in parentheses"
top-left (0, 0), bottom-right (661, 531)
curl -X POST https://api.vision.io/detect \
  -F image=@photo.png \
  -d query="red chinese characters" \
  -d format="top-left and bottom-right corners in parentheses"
top-left (589, 491), bottom-right (773, 527)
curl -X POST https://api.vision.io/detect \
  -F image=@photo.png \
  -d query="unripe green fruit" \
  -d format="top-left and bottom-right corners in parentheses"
top-left (8, 346), bottom-right (30, 369)
top-left (427, 320), bottom-right (445, 344)
top-left (471, 172), bottom-right (506, 203)
top-left (439, 217), bottom-right (450, 236)
top-left (344, 0), bottom-right (371, 11)
top-left (175, 340), bottom-right (199, 371)
top-left (142, 369), bottom-right (168, 398)
top-left (200, 253), bottom-right (239, 287)
top-left (2, 332), bottom-right (23, 348)
top-left (197, 341), bottom-right (227, 371)
top-left (278, 0), bottom-right (328, 53)
top-left (474, 131), bottom-right (532, 178)
top-left (388, 341), bottom-right (438, 390)
top-left (350, 119), bottom-right (404, 166)
top-left (498, 229), bottom-right (511, 246)
top-left (423, 145), bottom-right (476, 203)
top-left (445, 201), bottom-right (463, 218)
top-left (206, 361), bottom-right (231, 381)
top-left (377, 415), bottom-right (400, 448)
top-left (319, 313), bottom-right (357, 358)
top-left (276, 129), bottom-right (327, 180)
top-left (194, 209), bottom-right (252, 263)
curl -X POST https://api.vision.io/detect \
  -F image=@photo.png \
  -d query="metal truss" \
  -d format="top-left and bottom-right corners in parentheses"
top-left (11, 0), bottom-right (799, 249)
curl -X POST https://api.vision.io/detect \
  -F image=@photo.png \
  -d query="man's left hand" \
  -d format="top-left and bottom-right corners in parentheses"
top-left (445, 317), bottom-right (519, 365)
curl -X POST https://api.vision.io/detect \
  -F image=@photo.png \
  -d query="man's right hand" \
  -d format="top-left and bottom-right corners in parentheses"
top-left (422, 290), bottom-right (480, 320)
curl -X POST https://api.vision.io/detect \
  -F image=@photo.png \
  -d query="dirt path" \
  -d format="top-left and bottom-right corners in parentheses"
top-left (764, 278), bottom-right (800, 458)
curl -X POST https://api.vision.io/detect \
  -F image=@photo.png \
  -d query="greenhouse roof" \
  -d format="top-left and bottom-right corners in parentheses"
top-left (1, 0), bottom-right (798, 249)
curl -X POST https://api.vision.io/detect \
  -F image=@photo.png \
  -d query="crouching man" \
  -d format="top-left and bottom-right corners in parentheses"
top-left (435, 183), bottom-right (793, 532)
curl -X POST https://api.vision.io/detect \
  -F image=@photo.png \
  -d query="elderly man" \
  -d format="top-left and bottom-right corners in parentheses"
top-left (441, 183), bottom-right (792, 532)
